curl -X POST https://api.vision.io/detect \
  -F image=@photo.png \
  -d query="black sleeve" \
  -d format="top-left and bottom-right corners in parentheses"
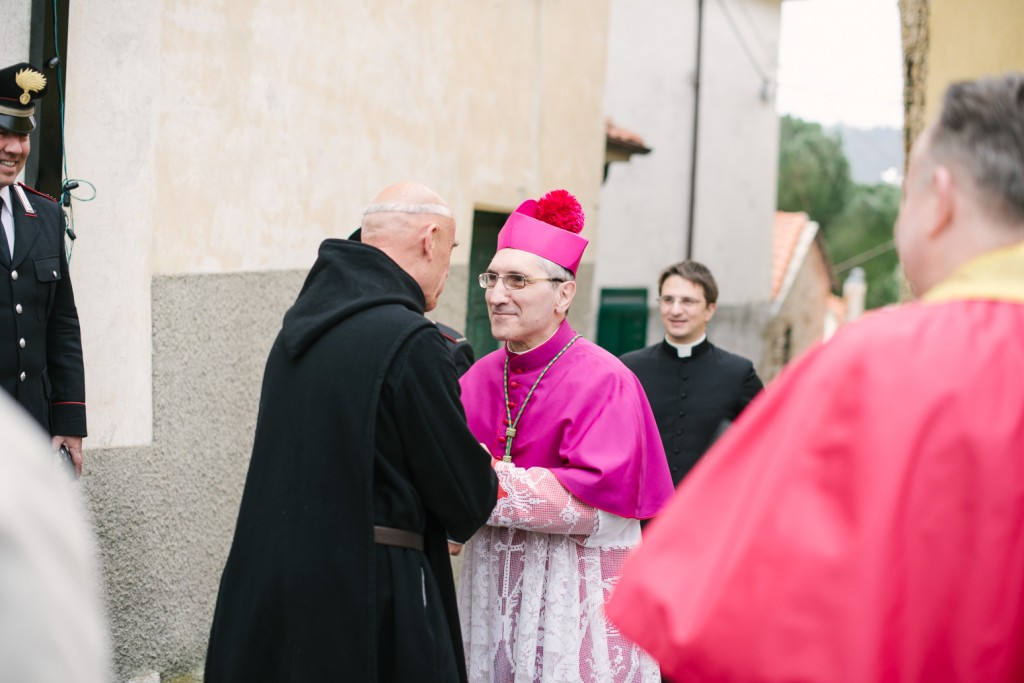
top-left (450, 339), bottom-right (475, 377)
top-left (736, 362), bottom-right (764, 415)
top-left (388, 327), bottom-right (497, 542)
top-left (44, 207), bottom-right (86, 436)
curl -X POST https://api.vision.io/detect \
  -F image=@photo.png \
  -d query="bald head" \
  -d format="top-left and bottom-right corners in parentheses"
top-left (359, 181), bottom-right (457, 312)
top-left (362, 181), bottom-right (452, 240)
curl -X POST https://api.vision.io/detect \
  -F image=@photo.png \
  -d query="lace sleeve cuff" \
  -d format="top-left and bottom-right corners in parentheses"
top-left (488, 461), bottom-right (600, 536)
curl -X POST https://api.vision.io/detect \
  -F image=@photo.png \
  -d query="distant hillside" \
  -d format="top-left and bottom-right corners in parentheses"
top-left (830, 124), bottom-right (903, 186)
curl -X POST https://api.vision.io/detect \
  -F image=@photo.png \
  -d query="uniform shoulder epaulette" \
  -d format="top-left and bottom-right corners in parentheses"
top-left (434, 322), bottom-right (467, 344)
top-left (17, 182), bottom-right (58, 203)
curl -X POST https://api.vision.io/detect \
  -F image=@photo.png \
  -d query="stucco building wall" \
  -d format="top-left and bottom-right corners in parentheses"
top-left (0, 5), bottom-right (31, 61)
top-left (596, 0), bottom-right (780, 363)
top-left (65, 0), bottom-right (609, 451)
top-left (924, 0), bottom-right (1024, 123)
top-left (691, 0), bottom-right (780, 307)
top-left (6, 1), bottom-right (612, 679)
top-left (900, 0), bottom-right (1024, 150)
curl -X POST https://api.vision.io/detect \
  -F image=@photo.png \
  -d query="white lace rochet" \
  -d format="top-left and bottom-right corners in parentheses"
top-left (458, 462), bottom-right (659, 683)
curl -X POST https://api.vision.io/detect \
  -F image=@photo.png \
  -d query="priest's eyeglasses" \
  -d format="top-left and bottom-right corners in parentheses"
top-left (478, 273), bottom-right (566, 290)
top-left (659, 295), bottom-right (706, 308)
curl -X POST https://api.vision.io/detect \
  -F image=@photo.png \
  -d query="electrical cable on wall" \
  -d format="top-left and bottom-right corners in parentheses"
top-left (60, 178), bottom-right (97, 260)
top-left (715, 0), bottom-right (774, 99)
top-left (730, 0), bottom-right (775, 65)
top-left (49, 0), bottom-right (95, 262)
top-left (833, 239), bottom-right (896, 274)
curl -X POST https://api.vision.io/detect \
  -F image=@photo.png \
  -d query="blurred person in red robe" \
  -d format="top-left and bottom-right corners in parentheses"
top-left (606, 72), bottom-right (1024, 683)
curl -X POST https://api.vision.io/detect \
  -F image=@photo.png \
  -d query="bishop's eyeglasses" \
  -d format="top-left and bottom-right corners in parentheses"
top-left (478, 273), bottom-right (566, 290)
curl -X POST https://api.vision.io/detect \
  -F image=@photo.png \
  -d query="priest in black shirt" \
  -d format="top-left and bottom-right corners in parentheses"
top-left (621, 261), bottom-right (762, 487)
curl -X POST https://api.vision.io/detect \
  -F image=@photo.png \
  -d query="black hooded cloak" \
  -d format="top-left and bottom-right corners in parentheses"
top-left (204, 236), bottom-right (497, 682)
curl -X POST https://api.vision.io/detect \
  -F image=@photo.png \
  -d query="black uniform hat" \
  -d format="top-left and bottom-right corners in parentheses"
top-left (0, 63), bottom-right (49, 135)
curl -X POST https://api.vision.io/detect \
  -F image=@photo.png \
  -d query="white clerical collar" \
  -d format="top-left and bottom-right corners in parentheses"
top-left (665, 334), bottom-right (706, 358)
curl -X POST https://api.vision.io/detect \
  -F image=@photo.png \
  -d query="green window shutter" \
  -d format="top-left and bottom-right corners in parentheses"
top-left (596, 288), bottom-right (649, 355)
top-left (465, 210), bottom-right (505, 356)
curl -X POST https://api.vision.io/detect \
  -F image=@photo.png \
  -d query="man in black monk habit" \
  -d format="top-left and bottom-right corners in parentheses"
top-left (204, 181), bottom-right (498, 683)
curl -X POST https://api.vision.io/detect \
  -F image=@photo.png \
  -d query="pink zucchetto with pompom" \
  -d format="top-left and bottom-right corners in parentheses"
top-left (496, 189), bottom-right (589, 275)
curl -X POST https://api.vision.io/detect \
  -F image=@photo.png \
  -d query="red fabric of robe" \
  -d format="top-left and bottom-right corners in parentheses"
top-left (606, 243), bottom-right (1024, 683)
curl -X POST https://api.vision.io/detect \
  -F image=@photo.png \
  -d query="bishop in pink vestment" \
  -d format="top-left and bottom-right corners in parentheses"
top-left (457, 190), bottom-right (673, 683)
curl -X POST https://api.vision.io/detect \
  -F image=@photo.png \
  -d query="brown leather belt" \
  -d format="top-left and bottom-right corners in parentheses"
top-left (373, 525), bottom-right (424, 551)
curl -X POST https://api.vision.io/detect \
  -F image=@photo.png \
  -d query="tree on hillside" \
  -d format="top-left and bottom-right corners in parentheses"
top-left (777, 115), bottom-right (853, 229)
top-left (777, 115), bottom-right (902, 309)
top-left (826, 183), bottom-right (902, 309)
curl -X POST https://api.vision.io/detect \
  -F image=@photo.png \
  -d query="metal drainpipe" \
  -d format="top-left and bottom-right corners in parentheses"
top-left (686, 0), bottom-right (705, 260)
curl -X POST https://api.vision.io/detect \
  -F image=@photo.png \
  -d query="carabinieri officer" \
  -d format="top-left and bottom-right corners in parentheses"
top-left (0, 62), bottom-right (86, 475)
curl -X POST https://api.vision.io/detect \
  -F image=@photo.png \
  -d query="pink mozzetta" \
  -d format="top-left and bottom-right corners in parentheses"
top-left (459, 320), bottom-right (673, 520)
top-left (496, 199), bottom-right (589, 275)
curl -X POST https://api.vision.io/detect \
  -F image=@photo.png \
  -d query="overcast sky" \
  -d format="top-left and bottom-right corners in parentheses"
top-left (775, 0), bottom-right (904, 129)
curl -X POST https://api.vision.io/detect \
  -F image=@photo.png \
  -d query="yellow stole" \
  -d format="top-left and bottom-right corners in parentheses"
top-left (922, 240), bottom-right (1024, 304)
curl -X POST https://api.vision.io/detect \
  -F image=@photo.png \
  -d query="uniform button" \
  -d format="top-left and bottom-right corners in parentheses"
top-left (18, 338), bottom-right (25, 348)
top-left (10, 270), bottom-right (17, 281)
top-left (683, 375), bottom-right (689, 380)
top-left (19, 371), bottom-right (26, 382)
top-left (14, 304), bottom-right (22, 314)
top-left (499, 436), bottom-right (507, 443)
top-left (676, 429), bottom-right (683, 435)
top-left (514, 368), bottom-right (522, 374)
top-left (671, 466), bottom-right (679, 472)
top-left (510, 381), bottom-right (520, 388)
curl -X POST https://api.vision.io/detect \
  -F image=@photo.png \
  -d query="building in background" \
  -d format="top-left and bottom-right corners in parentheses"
top-left (761, 211), bottom-right (867, 382)
top-left (898, 0), bottom-right (1023, 301)
top-left (900, 0), bottom-right (1024, 151)
top-left (3, 1), bottom-right (610, 680)
top-left (595, 0), bottom-right (781, 370)
top-left (762, 211), bottom-right (833, 380)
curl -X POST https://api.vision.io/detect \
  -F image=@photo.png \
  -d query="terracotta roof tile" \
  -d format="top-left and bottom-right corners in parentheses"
top-left (606, 118), bottom-right (651, 153)
top-left (772, 211), bottom-right (808, 300)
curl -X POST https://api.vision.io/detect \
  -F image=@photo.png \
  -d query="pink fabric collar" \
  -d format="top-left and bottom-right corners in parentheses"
top-left (461, 320), bottom-right (674, 519)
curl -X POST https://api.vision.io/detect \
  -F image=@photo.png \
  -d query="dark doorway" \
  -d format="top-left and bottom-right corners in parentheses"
top-left (596, 288), bottom-right (649, 356)
top-left (465, 209), bottom-right (505, 356)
